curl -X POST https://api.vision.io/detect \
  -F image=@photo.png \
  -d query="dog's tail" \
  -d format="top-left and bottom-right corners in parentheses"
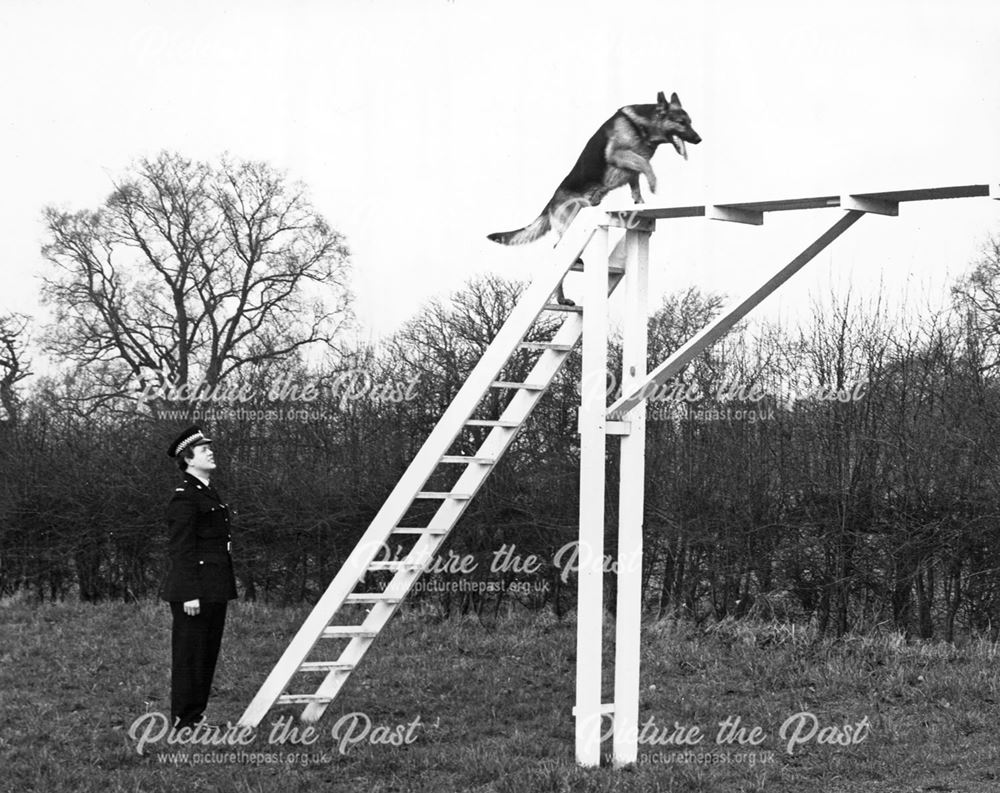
top-left (486, 211), bottom-right (550, 246)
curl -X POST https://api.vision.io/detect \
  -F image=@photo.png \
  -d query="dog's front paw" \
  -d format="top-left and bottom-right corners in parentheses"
top-left (558, 297), bottom-right (577, 306)
top-left (631, 193), bottom-right (645, 205)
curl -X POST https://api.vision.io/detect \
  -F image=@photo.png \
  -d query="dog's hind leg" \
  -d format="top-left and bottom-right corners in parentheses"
top-left (555, 280), bottom-right (573, 306)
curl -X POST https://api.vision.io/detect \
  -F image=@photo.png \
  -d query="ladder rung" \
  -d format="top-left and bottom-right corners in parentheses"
top-left (440, 455), bottom-right (495, 464)
top-left (344, 593), bottom-right (402, 603)
top-left (392, 527), bottom-right (447, 534)
top-left (519, 341), bottom-right (574, 352)
top-left (299, 661), bottom-right (355, 672)
top-left (569, 261), bottom-right (625, 275)
top-left (367, 561), bottom-right (426, 571)
top-left (465, 419), bottom-right (519, 428)
top-left (543, 303), bottom-right (583, 313)
top-left (277, 694), bottom-right (335, 705)
top-left (415, 491), bottom-right (473, 499)
top-left (321, 626), bottom-right (378, 638)
top-left (491, 381), bottom-right (547, 391)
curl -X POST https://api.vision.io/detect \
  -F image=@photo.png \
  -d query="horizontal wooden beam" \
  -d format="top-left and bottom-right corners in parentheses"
top-left (601, 183), bottom-right (996, 221)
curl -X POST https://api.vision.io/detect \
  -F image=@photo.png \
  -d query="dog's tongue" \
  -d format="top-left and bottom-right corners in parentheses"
top-left (672, 135), bottom-right (688, 160)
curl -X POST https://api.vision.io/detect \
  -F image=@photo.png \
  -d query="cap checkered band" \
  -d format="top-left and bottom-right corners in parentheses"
top-left (174, 431), bottom-right (206, 456)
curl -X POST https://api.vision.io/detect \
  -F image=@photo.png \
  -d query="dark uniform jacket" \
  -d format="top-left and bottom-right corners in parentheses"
top-left (159, 473), bottom-right (238, 603)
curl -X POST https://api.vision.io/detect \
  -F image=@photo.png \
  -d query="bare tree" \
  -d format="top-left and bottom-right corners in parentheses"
top-left (0, 313), bottom-right (32, 426)
top-left (40, 152), bottom-right (352, 407)
top-left (952, 234), bottom-right (1000, 372)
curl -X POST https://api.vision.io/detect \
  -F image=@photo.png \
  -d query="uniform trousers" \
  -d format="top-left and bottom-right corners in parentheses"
top-left (169, 600), bottom-right (228, 728)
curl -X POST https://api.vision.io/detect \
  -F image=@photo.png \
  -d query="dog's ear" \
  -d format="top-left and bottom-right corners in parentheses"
top-left (657, 91), bottom-right (668, 106)
top-left (670, 92), bottom-right (682, 107)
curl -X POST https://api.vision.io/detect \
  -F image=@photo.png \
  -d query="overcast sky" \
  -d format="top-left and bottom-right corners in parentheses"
top-left (2, 0), bottom-right (999, 355)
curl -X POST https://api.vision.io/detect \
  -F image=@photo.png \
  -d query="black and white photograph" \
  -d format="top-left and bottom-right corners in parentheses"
top-left (2, 1), bottom-right (999, 791)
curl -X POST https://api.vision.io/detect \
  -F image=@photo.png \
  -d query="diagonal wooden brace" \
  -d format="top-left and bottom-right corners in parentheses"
top-left (607, 210), bottom-right (866, 418)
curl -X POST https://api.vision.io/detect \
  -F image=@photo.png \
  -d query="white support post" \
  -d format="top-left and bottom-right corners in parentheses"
top-left (612, 227), bottom-right (650, 767)
top-left (575, 223), bottom-right (610, 767)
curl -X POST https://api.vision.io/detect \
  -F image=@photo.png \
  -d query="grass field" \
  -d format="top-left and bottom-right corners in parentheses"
top-left (2, 597), bottom-right (1000, 792)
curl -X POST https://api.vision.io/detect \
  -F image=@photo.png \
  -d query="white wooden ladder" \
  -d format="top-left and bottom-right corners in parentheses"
top-left (238, 211), bottom-right (630, 727)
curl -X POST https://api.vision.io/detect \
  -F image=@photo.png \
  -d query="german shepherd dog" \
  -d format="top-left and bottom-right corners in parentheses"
top-left (488, 91), bottom-right (701, 304)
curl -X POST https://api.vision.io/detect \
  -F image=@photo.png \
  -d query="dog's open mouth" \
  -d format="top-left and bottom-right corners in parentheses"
top-left (671, 135), bottom-right (688, 160)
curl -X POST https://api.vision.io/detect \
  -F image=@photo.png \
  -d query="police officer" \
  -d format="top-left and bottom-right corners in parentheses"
top-left (161, 426), bottom-right (237, 729)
